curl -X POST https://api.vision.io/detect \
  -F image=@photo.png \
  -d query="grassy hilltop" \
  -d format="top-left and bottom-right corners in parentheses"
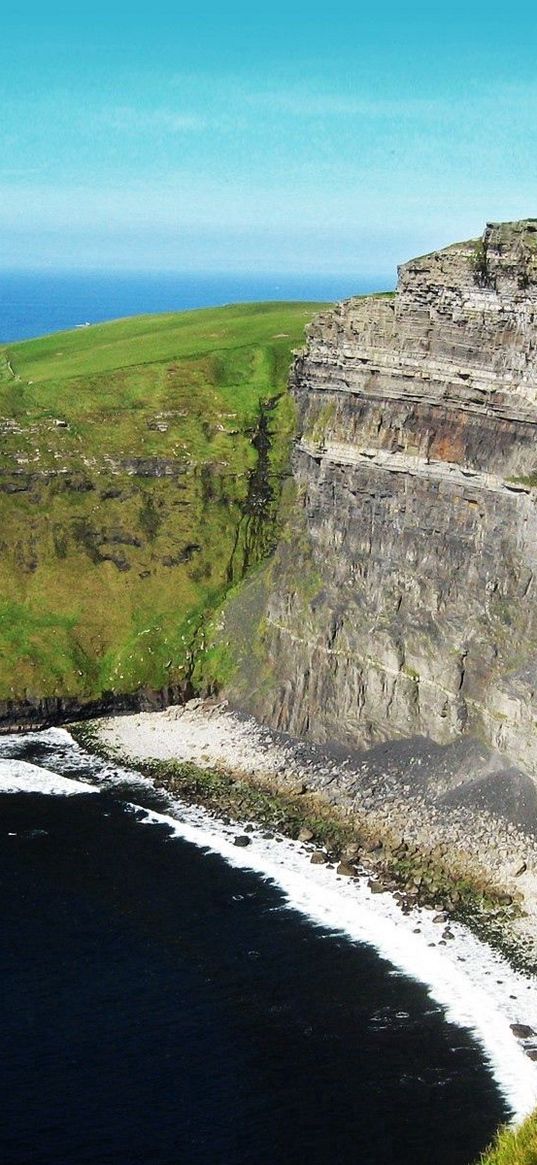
top-left (0, 301), bottom-right (325, 713)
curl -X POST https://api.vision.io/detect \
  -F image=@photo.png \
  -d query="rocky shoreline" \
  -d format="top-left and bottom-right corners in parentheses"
top-left (3, 713), bottom-right (537, 1131)
top-left (75, 697), bottom-right (537, 972)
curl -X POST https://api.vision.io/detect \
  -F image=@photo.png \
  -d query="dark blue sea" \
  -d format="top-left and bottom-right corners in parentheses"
top-left (0, 731), bottom-right (510, 1165)
top-left (0, 271), bottom-right (394, 342)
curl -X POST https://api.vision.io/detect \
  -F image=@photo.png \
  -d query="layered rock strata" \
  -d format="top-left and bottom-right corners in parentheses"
top-left (230, 221), bottom-right (537, 777)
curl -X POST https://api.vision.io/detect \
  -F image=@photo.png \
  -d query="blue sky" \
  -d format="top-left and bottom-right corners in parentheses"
top-left (1, 1), bottom-right (536, 279)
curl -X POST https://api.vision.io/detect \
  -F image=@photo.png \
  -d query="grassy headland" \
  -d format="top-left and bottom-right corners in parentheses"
top-left (0, 302), bottom-right (325, 712)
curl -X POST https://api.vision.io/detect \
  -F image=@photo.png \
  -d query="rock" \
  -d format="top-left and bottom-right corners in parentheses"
top-left (228, 219), bottom-right (537, 791)
top-left (525, 1048), bottom-right (537, 1061)
top-left (233, 835), bottom-right (252, 848)
top-left (298, 828), bottom-right (314, 843)
top-left (364, 840), bottom-right (383, 854)
top-left (310, 851), bottom-right (328, 865)
top-left (433, 912), bottom-right (449, 924)
top-left (342, 844), bottom-right (361, 861)
top-left (368, 879), bottom-right (386, 894)
top-left (336, 861), bottom-right (357, 877)
top-left (510, 1023), bottom-right (536, 1039)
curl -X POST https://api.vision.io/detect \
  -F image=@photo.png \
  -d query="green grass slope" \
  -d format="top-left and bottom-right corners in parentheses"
top-left (0, 301), bottom-right (325, 711)
top-left (476, 1114), bottom-right (537, 1164)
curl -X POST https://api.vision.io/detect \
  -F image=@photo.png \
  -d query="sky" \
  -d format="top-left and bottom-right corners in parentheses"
top-left (1, 1), bottom-right (537, 279)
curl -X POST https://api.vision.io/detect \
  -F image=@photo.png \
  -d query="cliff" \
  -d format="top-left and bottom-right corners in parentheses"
top-left (217, 221), bottom-right (537, 780)
top-left (7, 225), bottom-right (537, 784)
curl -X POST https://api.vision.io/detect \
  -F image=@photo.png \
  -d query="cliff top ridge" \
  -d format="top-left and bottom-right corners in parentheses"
top-left (399, 218), bottom-right (537, 299)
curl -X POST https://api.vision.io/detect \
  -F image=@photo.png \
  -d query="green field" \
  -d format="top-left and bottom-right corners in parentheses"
top-left (0, 301), bottom-right (325, 709)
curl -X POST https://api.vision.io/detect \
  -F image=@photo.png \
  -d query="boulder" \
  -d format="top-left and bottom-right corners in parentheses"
top-left (510, 1023), bottom-right (536, 1039)
top-left (298, 828), bottom-right (314, 843)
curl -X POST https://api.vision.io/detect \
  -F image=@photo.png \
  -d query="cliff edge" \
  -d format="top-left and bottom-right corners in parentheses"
top-left (220, 221), bottom-right (537, 781)
top-left (0, 304), bottom-right (320, 728)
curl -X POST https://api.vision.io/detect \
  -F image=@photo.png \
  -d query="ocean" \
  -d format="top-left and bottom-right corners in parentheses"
top-left (0, 271), bottom-right (393, 343)
top-left (0, 729), bottom-right (518, 1165)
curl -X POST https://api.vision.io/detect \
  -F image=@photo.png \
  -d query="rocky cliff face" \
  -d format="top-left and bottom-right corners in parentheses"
top-left (227, 222), bottom-right (537, 777)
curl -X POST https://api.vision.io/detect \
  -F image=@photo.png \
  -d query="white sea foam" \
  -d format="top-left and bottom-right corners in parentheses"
top-left (133, 798), bottom-right (537, 1123)
top-left (2, 730), bottom-right (537, 1123)
top-left (0, 758), bottom-right (99, 796)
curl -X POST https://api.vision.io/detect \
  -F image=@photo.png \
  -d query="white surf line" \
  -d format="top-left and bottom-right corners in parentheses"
top-left (0, 758), bottom-right (99, 796)
top-left (2, 734), bottom-right (537, 1122)
top-left (132, 797), bottom-right (537, 1124)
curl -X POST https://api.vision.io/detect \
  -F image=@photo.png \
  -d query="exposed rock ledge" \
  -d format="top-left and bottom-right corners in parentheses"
top-left (221, 220), bottom-right (537, 787)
